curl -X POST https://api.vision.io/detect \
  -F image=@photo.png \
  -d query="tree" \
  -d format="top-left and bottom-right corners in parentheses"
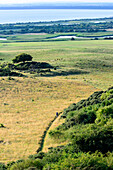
top-left (71, 37), bottom-right (75, 40)
top-left (12, 53), bottom-right (33, 63)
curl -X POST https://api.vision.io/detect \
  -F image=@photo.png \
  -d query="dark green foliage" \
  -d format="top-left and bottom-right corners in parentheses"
top-left (72, 123), bottom-right (113, 153)
top-left (74, 110), bottom-right (96, 124)
top-left (0, 163), bottom-right (6, 170)
top-left (61, 103), bottom-right (77, 118)
top-left (0, 67), bottom-right (11, 76)
top-left (0, 18), bottom-right (113, 35)
top-left (49, 129), bottom-right (63, 139)
top-left (71, 37), bottom-right (75, 40)
top-left (0, 65), bottom-right (24, 77)
top-left (9, 159), bottom-right (43, 170)
top-left (15, 61), bottom-right (53, 70)
top-left (6, 161), bottom-right (15, 169)
top-left (12, 53), bottom-right (33, 63)
top-left (0, 123), bottom-right (5, 128)
top-left (96, 104), bottom-right (113, 125)
top-left (61, 88), bottom-right (112, 124)
top-left (44, 152), bottom-right (113, 170)
top-left (61, 90), bottom-right (103, 118)
top-left (28, 152), bottom-right (45, 160)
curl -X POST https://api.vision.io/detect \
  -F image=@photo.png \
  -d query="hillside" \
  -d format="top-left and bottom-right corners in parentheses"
top-left (1, 86), bottom-right (113, 169)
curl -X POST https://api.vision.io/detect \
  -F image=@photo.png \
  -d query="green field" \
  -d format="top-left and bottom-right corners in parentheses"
top-left (1, 31), bottom-right (113, 42)
top-left (0, 39), bottom-right (113, 163)
top-left (0, 39), bottom-right (113, 89)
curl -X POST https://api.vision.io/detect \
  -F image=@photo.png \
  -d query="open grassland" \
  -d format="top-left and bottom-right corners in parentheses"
top-left (0, 40), bottom-right (113, 89)
top-left (0, 77), bottom-right (95, 163)
top-left (0, 39), bottom-right (113, 162)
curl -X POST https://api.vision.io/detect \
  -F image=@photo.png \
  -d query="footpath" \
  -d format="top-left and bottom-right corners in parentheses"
top-left (37, 112), bottom-right (63, 153)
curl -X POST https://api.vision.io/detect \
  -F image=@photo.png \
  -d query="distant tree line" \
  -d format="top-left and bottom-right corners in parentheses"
top-left (1, 20), bottom-right (113, 34)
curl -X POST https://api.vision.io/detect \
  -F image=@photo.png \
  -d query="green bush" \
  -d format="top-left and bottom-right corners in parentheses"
top-left (44, 152), bottom-right (113, 170)
top-left (0, 123), bottom-right (5, 128)
top-left (0, 163), bottom-right (6, 170)
top-left (9, 159), bottom-right (43, 170)
top-left (100, 90), bottom-right (113, 101)
top-left (49, 129), bottom-right (63, 139)
top-left (95, 104), bottom-right (113, 125)
top-left (28, 152), bottom-right (45, 160)
top-left (74, 110), bottom-right (96, 124)
top-left (72, 123), bottom-right (113, 153)
top-left (0, 68), bottom-right (11, 76)
top-left (12, 53), bottom-right (33, 63)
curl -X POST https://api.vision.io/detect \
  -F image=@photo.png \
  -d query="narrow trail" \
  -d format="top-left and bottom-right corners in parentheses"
top-left (37, 112), bottom-right (63, 153)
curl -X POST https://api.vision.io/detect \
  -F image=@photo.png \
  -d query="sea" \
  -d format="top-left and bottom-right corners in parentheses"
top-left (0, 9), bottom-right (113, 24)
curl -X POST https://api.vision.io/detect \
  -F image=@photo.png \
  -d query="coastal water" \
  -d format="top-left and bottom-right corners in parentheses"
top-left (0, 9), bottom-right (113, 24)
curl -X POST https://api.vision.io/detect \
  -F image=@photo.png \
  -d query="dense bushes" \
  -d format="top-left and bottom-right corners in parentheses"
top-left (0, 163), bottom-right (6, 170)
top-left (60, 88), bottom-right (113, 129)
top-left (71, 122), bottom-right (113, 153)
top-left (96, 104), bottom-right (113, 125)
top-left (0, 67), bottom-right (23, 77)
top-left (43, 152), bottom-right (113, 170)
top-left (8, 159), bottom-right (43, 170)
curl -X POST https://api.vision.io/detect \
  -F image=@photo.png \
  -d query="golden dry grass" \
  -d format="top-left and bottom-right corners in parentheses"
top-left (0, 76), bottom-right (96, 163)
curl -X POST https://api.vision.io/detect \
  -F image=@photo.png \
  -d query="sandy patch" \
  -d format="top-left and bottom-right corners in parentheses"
top-left (24, 33), bottom-right (47, 35)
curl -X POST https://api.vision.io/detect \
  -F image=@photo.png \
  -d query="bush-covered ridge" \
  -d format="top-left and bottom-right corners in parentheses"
top-left (1, 87), bottom-right (113, 169)
top-left (60, 87), bottom-right (113, 127)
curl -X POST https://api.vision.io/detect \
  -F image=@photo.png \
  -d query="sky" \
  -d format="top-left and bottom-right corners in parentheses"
top-left (0, 0), bottom-right (113, 4)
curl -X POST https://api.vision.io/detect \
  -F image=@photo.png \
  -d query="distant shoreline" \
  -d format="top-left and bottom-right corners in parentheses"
top-left (0, 8), bottom-right (113, 24)
top-left (1, 6), bottom-right (113, 10)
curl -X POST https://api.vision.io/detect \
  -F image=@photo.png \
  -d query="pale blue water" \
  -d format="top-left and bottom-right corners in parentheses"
top-left (0, 9), bottom-right (113, 24)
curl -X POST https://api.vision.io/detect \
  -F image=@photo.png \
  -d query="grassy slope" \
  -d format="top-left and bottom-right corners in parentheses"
top-left (0, 39), bottom-right (113, 162)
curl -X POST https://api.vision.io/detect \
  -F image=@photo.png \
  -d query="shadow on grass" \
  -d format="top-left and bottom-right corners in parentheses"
top-left (40, 69), bottom-right (89, 77)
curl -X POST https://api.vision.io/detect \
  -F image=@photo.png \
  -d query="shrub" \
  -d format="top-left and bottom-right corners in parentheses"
top-left (0, 68), bottom-right (11, 76)
top-left (72, 123), bottom-right (113, 153)
top-left (49, 129), bottom-right (63, 139)
top-left (0, 163), bottom-right (6, 170)
top-left (44, 152), bottom-right (112, 170)
top-left (95, 104), bottom-right (113, 125)
top-left (9, 159), bottom-right (43, 170)
top-left (12, 53), bottom-right (33, 63)
top-left (74, 110), bottom-right (96, 124)
top-left (0, 123), bottom-right (5, 128)
top-left (100, 90), bottom-right (113, 101)
top-left (29, 152), bottom-right (45, 160)
top-left (7, 161), bottom-right (15, 169)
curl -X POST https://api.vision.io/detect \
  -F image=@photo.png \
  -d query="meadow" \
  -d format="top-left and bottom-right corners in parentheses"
top-left (0, 39), bottom-right (113, 163)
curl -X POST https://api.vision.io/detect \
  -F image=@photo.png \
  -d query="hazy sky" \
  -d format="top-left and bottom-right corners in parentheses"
top-left (0, 0), bottom-right (113, 4)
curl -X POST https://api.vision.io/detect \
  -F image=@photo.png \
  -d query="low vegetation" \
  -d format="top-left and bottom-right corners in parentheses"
top-left (0, 87), bottom-right (113, 169)
top-left (0, 37), bottom-right (113, 168)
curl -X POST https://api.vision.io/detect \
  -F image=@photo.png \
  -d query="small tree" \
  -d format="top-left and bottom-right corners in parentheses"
top-left (71, 37), bottom-right (75, 41)
top-left (12, 53), bottom-right (33, 63)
